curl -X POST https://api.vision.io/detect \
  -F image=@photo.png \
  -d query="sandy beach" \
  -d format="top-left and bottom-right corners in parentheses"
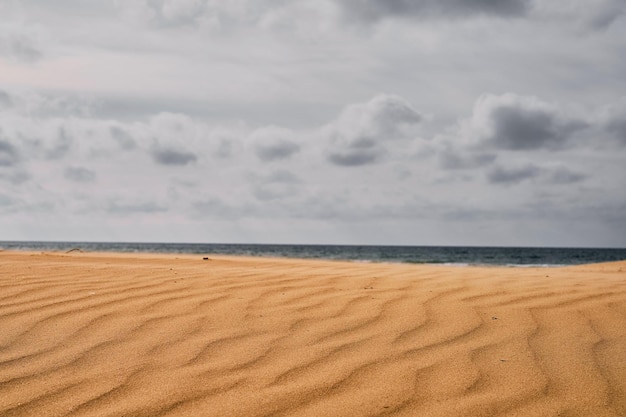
top-left (1, 251), bottom-right (625, 417)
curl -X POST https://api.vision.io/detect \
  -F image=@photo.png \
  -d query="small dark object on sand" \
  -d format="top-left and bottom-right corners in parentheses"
top-left (66, 248), bottom-right (83, 254)
top-left (203, 257), bottom-right (210, 261)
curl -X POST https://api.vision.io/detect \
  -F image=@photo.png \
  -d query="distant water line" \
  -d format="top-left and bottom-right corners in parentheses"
top-left (2, 241), bottom-right (626, 266)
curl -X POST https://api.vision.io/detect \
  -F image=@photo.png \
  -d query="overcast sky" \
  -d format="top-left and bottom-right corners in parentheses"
top-left (1, 0), bottom-right (625, 247)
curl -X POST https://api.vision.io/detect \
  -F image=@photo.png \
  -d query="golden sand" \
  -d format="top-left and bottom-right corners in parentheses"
top-left (1, 251), bottom-right (625, 416)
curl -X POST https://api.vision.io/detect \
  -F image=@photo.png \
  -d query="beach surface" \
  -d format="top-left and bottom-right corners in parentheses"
top-left (1, 251), bottom-right (625, 417)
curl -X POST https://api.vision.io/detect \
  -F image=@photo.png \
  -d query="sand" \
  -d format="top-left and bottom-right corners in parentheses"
top-left (1, 251), bottom-right (625, 417)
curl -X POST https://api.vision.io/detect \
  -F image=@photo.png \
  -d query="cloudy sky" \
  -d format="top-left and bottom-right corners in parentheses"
top-left (1, 0), bottom-right (625, 247)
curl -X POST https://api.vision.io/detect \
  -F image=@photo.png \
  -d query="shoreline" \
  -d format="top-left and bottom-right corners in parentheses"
top-left (1, 247), bottom-right (624, 268)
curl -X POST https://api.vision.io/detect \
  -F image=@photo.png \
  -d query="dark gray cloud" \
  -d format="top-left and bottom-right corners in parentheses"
top-left (487, 164), bottom-right (540, 184)
top-left (151, 148), bottom-right (197, 166)
top-left (489, 106), bottom-right (576, 150)
top-left (64, 166), bottom-right (96, 183)
top-left (255, 140), bottom-right (300, 162)
top-left (487, 164), bottom-right (588, 185)
top-left (341, 0), bottom-right (530, 21)
top-left (490, 106), bottom-right (561, 150)
top-left (470, 94), bottom-right (587, 151)
top-left (251, 126), bottom-right (300, 162)
top-left (0, 140), bottom-right (19, 167)
top-left (328, 148), bottom-right (382, 167)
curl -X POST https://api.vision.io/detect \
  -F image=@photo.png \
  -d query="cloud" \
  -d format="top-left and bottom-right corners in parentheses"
top-left (214, 137), bottom-right (234, 158)
top-left (113, 0), bottom-right (340, 37)
top-left (192, 197), bottom-right (257, 220)
top-left (600, 98), bottom-right (626, 145)
top-left (64, 166), bottom-right (96, 183)
top-left (606, 119), bottom-right (626, 145)
top-left (463, 93), bottom-right (587, 151)
top-left (250, 126), bottom-right (300, 162)
top-left (46, 127), bottom-right (74, 160)
top-left (107, 200), bottom-right (168, 215)
top-left (210, 128), bottom-right (241, 159)
top-left (328, 149), bottom-right (382, 167)
top-left (114, 0), bottom-right (221, 29)
top-left (151, 148), bottom-right (198, 166)
top-left (0, 140), bottom-right (19, 167)
top-left (546, 167), bottom-right (587, 184)
top-left (535, 0), bottom-right (626, 31)
top-left (263, 169), bottom-right (300, 184)
top-left (487, 164), bottom-right (541, 184)
top-left (0, 110), bottom-right (120, 165)
top-left (340, 0), bottom-right (530, 22)
top-left (438, 147), bottom-right (497, 170)
top-left (0, 170), bottom-right (30, 185)
top-left (324, 94), bottom-right (422, 167)
top-left (160, 0), bottom-right (206, 23)
top-left (0, 90), bottom-right (13, 109)
top-left (145, 112), bottom-right (209, 155)
top-left (487, 163), bottom-right (587, 185)
top-left (250, 169), bottom-right (301, 201)
top-left (0, 23), bottom-right (45, 63)
top-left (1, 90), bottom-right (94, 118)
top-left (586, 1), bottom-right (626, 30)
top-left (110, 126), bottom-right (138, 150)
top-left (0, 193), bottom-right (13, 207)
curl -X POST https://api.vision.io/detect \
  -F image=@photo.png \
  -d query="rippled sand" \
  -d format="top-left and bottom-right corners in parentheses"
top-left (1, 251), bottom-right (625, 416)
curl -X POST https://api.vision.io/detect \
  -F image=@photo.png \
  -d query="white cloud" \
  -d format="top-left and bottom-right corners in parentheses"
top-left (113, 0), bottom-right (339, 36)
top-left (323, 94), bottom-right (422, 166)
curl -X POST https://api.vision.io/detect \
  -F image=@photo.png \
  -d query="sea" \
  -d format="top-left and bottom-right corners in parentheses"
top-left (1, 241), bottom-right (626, 267)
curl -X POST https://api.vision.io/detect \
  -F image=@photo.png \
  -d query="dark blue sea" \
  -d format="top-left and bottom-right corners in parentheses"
top-left (1, 241), bottom-right (625, 266)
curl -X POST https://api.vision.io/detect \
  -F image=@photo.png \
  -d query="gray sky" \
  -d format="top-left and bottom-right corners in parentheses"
top-left (1, 0), bottom-right (625, 247)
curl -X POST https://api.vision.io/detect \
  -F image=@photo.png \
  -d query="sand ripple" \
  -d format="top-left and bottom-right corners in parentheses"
top-left (1, 252), bottom-right (626, 416)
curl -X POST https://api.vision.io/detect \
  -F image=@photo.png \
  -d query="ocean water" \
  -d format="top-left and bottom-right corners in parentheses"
top-left (1, 241), bottom-right (626, 266)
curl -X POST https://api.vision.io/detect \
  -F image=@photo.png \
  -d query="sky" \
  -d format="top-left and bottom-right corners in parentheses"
top-left (0, 0), bottom-right (625, 247)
